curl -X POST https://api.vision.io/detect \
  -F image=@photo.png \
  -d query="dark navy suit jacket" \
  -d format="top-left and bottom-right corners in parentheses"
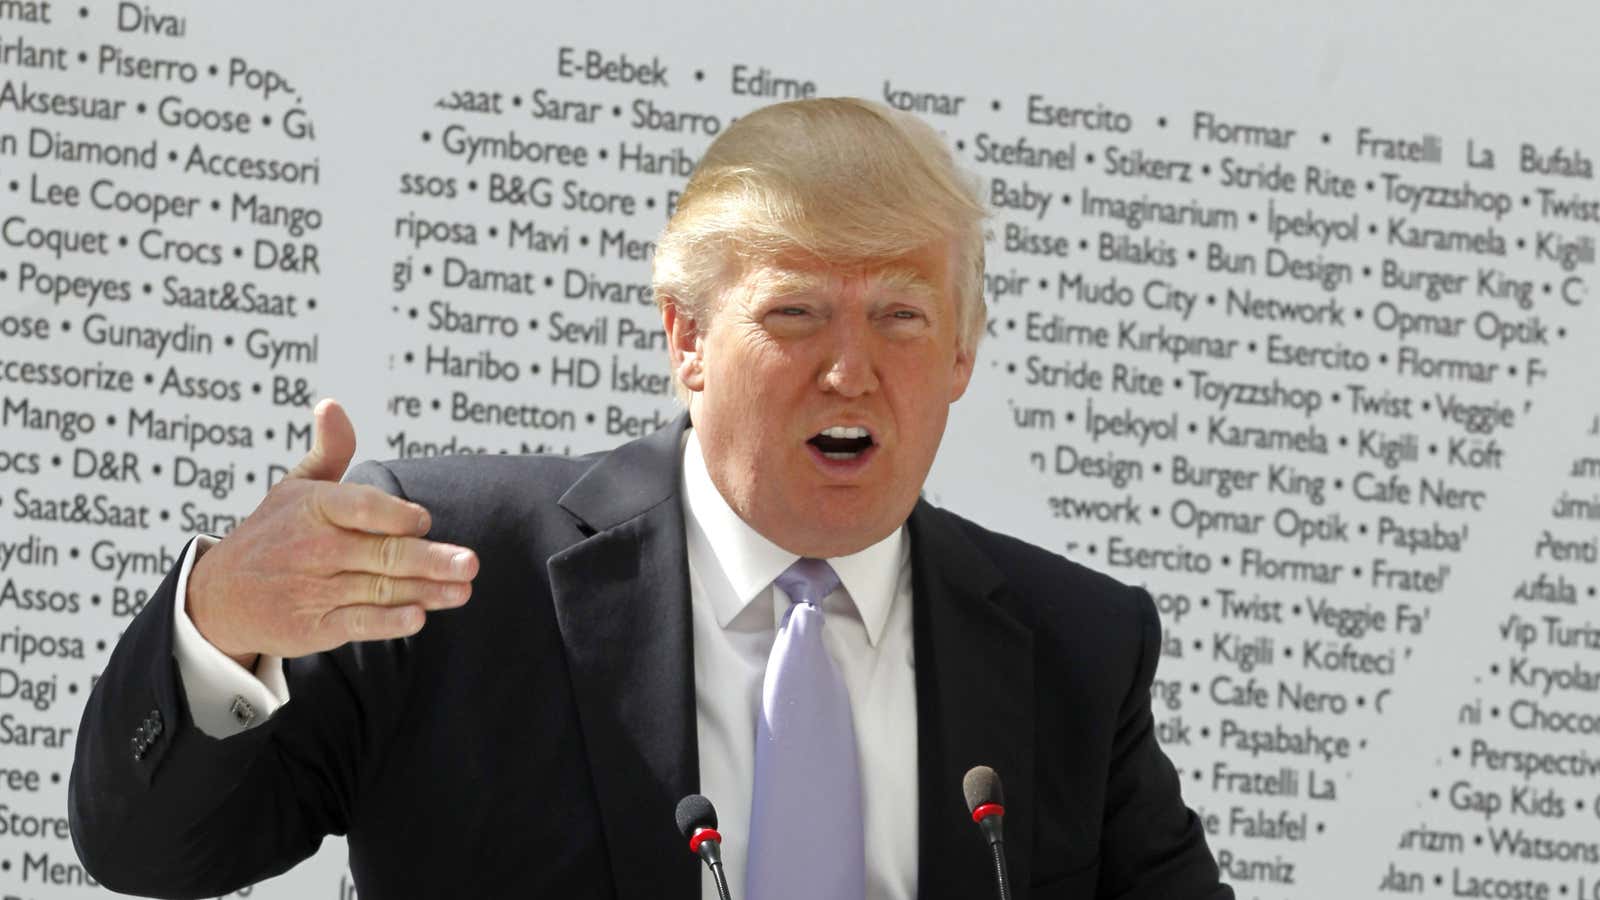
top-left (70, 413), bottom-right (1231, 899)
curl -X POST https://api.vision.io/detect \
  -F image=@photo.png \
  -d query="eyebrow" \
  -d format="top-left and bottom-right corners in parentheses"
top-left (751, 265), bottom-right (941, 302)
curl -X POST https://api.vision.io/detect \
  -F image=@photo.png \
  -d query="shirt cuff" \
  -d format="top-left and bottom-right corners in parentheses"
top-left (172, 535), bottom-right (289, 738)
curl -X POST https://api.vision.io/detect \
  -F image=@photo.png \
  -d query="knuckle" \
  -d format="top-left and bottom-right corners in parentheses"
top-left (369, 573), bottom-right (393, 606)
top-left (292, 451), bottom-right (321, 480)
top-left (309, 533), bottom-right (343, 572)
top-left (347, 606), bottom-right (371, 638)
top-left (301, 482), bottom-right (329, 524)
top-left (433, 544), bottom-right (459, 578)
top-left (342, 486), bottom-right (370, 523)
top-left (376, 535), bottom-right (402, 572)
top-left (311, 578), bottom-right (342, 618)
top-left (304, 606), bottom-right (333, 647)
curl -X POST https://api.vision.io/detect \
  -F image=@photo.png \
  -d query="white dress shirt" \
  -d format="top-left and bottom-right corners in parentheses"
top-left (171, 431), bottom-right (919, 899)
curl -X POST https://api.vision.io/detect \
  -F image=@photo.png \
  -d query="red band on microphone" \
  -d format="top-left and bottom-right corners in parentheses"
top-left (972, 802), bottom-right (1005, 823)
top-left (689, 827), bottom-right (722, 854)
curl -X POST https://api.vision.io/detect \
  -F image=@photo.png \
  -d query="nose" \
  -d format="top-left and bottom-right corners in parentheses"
top-left (818, 315), bottom-right (879, 398)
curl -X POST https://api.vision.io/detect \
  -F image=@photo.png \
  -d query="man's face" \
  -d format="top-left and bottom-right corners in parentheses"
top-left (665, 240), bottom-right (975, 557)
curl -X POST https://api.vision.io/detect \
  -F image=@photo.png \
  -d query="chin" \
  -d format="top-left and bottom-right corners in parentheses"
top-left (793, 509), bottom-right (901, 557)
top-left (787, 533), bottom-right (879, 559)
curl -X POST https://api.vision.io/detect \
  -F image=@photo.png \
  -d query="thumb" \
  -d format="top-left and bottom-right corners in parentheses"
top-left (286, 398), bottom-right (356, 482)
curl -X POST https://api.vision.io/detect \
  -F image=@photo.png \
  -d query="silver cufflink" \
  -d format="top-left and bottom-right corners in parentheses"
top-left (230, 695), bottom-right (256, 726)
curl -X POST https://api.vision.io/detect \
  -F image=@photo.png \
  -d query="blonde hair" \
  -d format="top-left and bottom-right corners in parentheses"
top-left (652, 97), bottom-right (988, 400)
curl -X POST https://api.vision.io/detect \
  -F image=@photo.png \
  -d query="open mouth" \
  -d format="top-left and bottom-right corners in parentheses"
top-left (807, 425), bottom-right (874, 460)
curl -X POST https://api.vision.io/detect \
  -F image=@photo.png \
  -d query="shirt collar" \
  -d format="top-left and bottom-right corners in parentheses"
top-left (681, 429), bottom-right (903, 646)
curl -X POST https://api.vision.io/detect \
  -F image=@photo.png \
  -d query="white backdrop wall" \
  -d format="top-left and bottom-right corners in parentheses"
top-left (1, 1), bottom-right (1598, 897)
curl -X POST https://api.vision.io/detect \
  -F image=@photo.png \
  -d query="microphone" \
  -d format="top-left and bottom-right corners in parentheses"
top-left (676, 793), bottom-right (733, 900)
top-left (963, 765), bottom-right (1012, 900)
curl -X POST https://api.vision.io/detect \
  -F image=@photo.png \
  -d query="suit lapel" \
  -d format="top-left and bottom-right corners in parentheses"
top-left (549, 414), bottom-right (700, 900)
top-left (909, 501), bottom-right (1036, 900)
top-left (547, 420), bottom-right (1037, 900)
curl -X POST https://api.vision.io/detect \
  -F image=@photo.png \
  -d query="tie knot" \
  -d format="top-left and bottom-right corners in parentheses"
top-left (774, 557), bottom-right (840, 609)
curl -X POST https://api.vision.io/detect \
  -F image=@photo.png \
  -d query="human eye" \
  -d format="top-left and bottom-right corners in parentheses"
top-left (762, 300), bottom-right (823, 335)
top-left (881, 305), bottom-right (929, 328)
top-left (763, 302), bottom-right (815, 321)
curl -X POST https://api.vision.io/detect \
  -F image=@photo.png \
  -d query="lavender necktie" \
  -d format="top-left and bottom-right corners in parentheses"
top-left (745, 558), bottom-right (866, 900)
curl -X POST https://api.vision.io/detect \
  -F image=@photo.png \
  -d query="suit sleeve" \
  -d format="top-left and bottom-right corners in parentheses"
top-left (1096, 588), bottom-right (1234, 900)
top-left (69, 460), bottom-right (416, 899)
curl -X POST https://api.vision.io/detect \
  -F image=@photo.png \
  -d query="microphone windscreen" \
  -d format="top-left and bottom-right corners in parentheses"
top-left (962, 765), bottom-right (1004, 814)
top-left (675, 793), bottom-right (719, 839)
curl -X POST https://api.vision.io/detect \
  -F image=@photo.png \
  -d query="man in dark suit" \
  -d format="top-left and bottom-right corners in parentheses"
top-left (70, 98), bottom-right (1231, 899)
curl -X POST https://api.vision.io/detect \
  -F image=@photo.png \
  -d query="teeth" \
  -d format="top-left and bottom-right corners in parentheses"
top-left (819, 425), bottom-right (869, 439)
top-left (821, 451), bottom-right (859, 460)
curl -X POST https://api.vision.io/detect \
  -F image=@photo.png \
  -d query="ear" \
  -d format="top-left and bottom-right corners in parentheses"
top-left (662, 298), bottom-right (706, 392)
top-left (948, 344), bottom-right (975, 403)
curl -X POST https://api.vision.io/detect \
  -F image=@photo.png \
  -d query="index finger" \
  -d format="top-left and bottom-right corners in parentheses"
top-left (310, 482), bottom-right (432, 536)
